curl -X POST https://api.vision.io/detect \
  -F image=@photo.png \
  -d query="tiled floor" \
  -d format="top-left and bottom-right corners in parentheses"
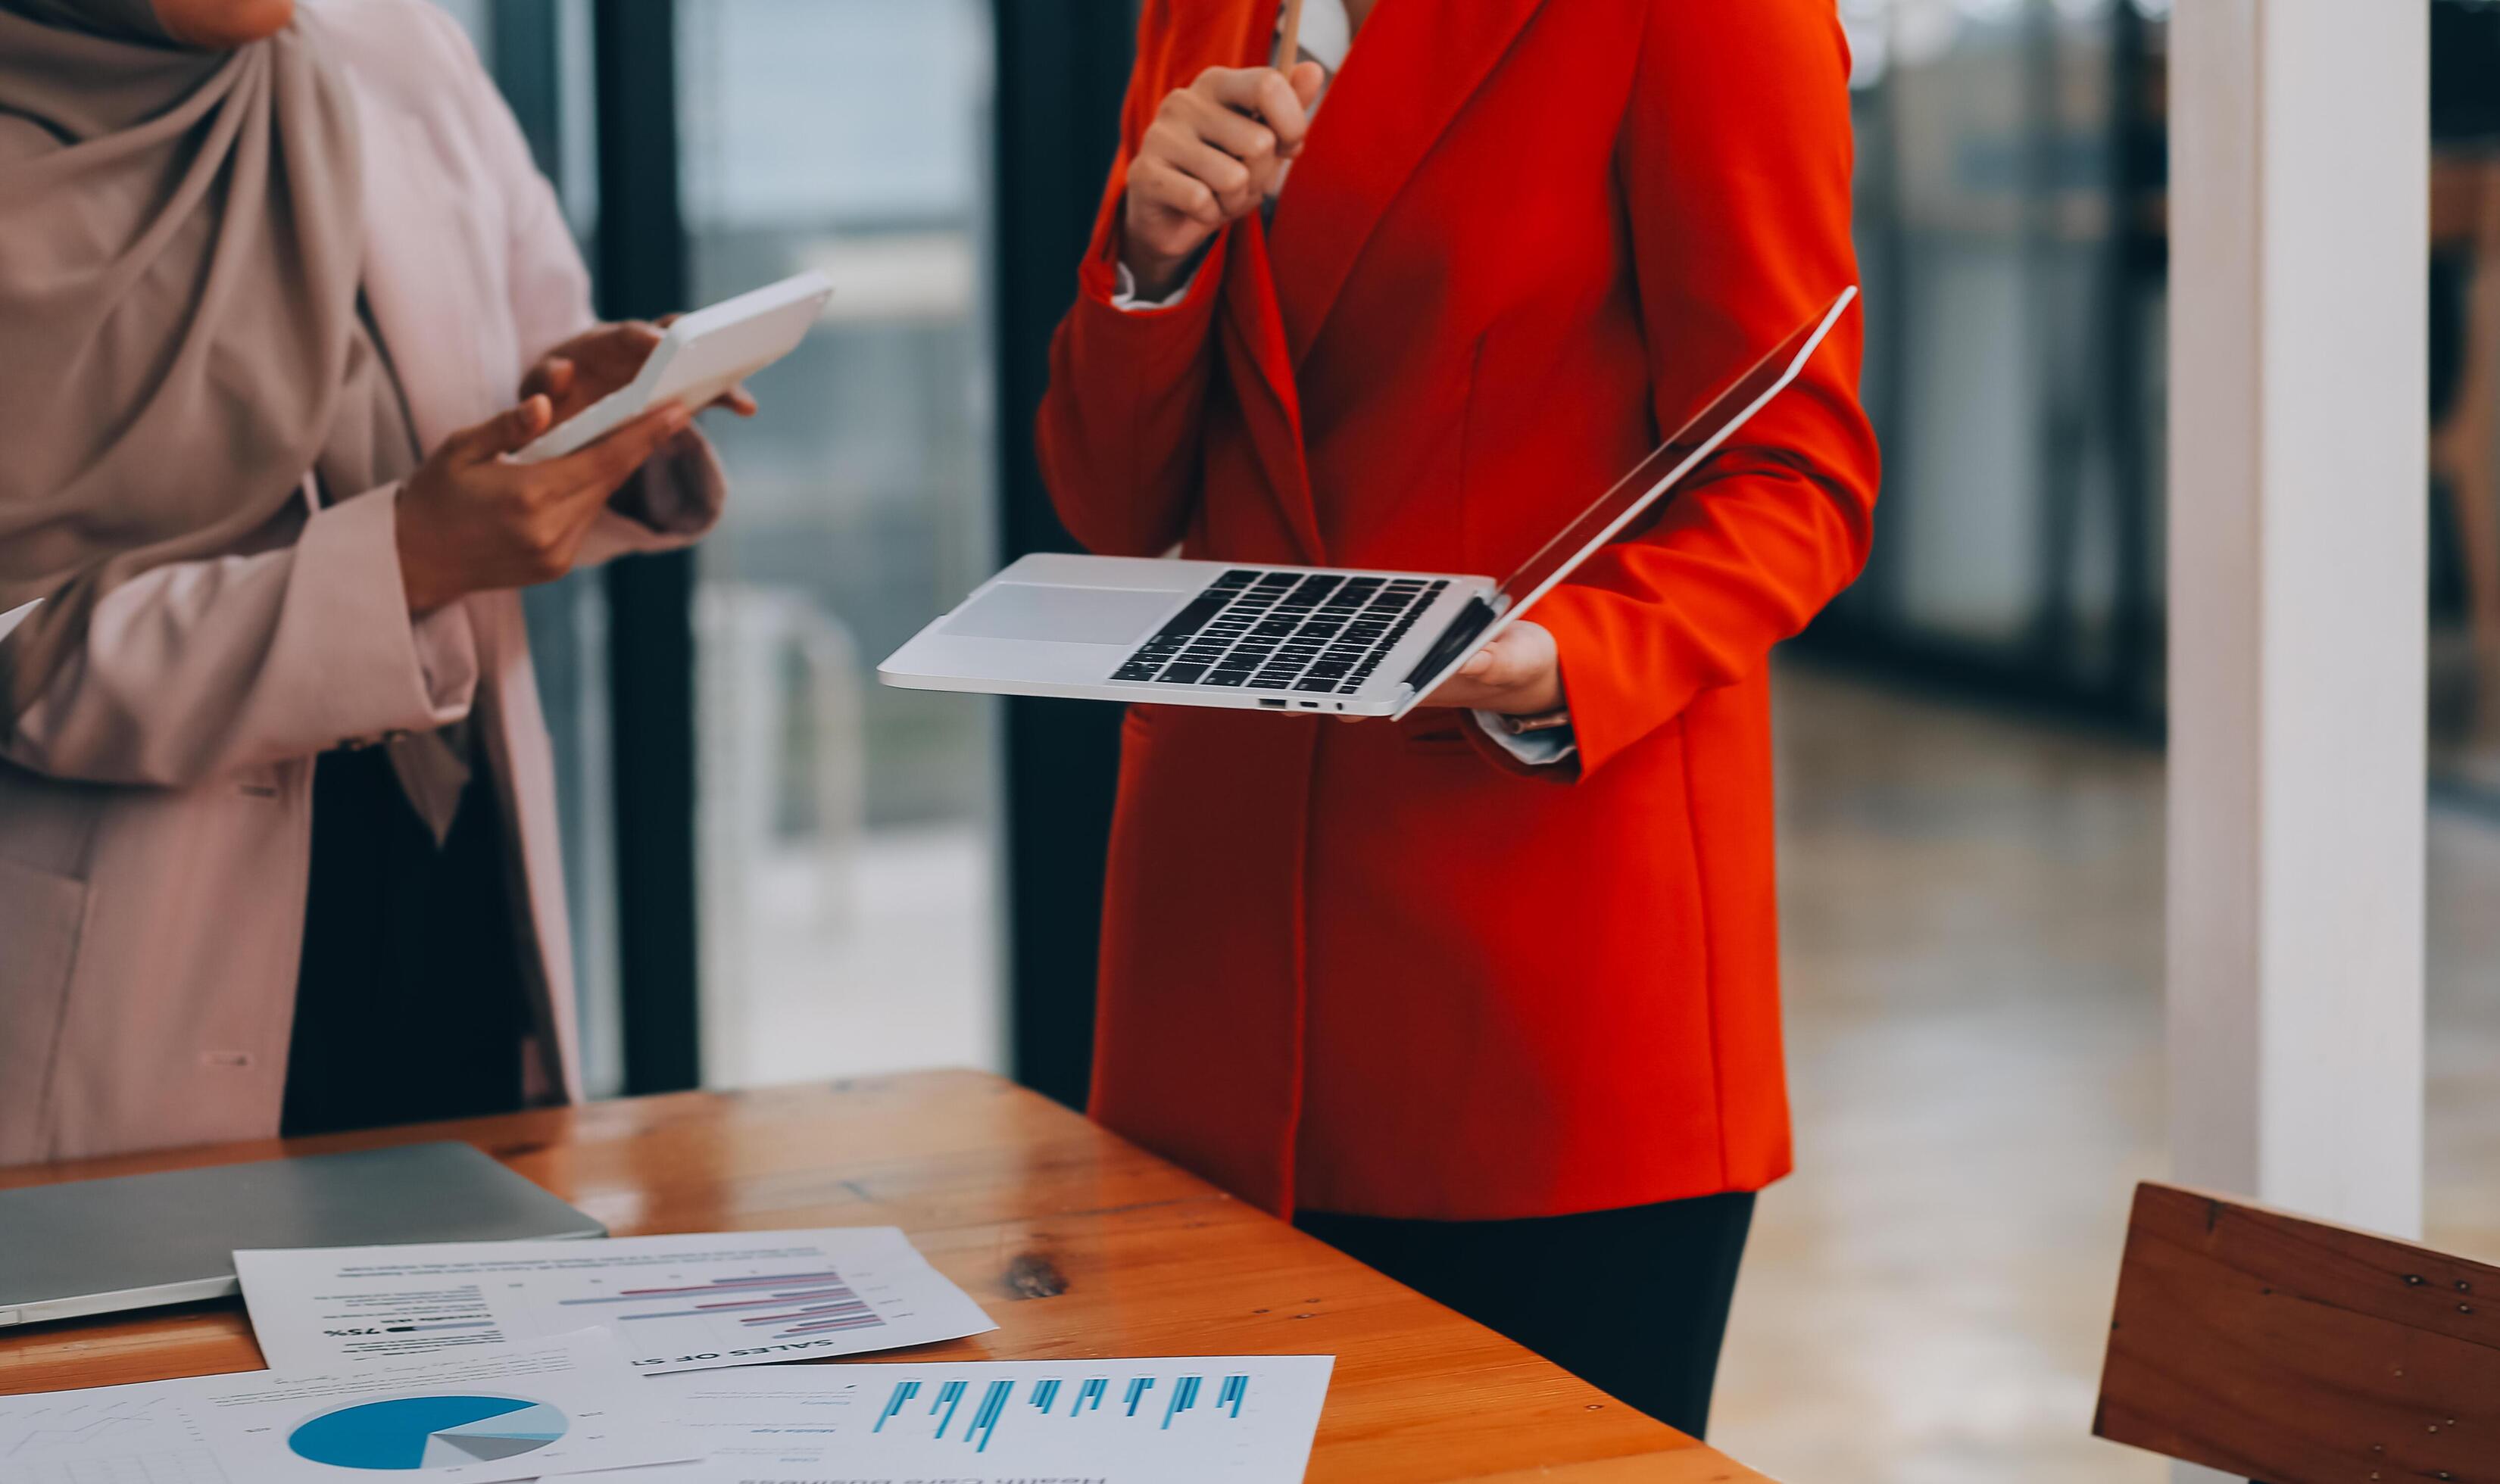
top-left (1709, 664), bottom-right (2500, 1483)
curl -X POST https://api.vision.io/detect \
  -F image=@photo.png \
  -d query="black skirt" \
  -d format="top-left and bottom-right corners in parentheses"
top-left (280, 745), bottom-right (529, 1137)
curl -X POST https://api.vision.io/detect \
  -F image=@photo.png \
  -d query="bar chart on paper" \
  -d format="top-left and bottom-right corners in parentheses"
top-left (235, 1228), bottom-right (997, 1375)
top-left (558, 1266), bottom-right (888, 1343)
top-left (870, 1368), bottom-right (1258, 1451)
top-left (642, 1355), bottom-right (1335, 1484)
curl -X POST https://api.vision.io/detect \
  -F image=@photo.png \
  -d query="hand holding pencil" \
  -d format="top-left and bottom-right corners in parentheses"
top-left (1119, 2), bottom-right (1325, 301)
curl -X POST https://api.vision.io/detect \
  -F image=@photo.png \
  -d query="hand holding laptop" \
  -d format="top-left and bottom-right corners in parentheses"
top-left (1419, 620), bottom-right (1563, 715)
top-left (879, 291), bottom-right (1859, 721)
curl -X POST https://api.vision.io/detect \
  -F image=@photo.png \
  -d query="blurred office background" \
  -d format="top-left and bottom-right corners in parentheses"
top-left (428, 2), bottom-right (2500, 1478)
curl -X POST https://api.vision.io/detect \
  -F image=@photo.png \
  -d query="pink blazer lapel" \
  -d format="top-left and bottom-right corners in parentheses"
top-left (354, 93), bottom-right (498, 454)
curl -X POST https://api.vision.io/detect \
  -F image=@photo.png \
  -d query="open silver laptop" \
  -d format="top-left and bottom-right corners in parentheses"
top-left (881, 288), bottom-right (1854, 719)
top-left (0, 1143), bottom-right (603, 1328)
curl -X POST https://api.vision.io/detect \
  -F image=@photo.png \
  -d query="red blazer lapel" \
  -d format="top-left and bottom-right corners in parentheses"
top-left (1181, 0), bottom-right (1322, 563)
top-left (1267, 0), bottom-right (1546, 369)
top-left (1216, 214), bottom-right (1328, 564)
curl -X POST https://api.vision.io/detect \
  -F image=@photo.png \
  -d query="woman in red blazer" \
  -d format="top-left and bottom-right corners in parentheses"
top-left (1037, 0), bottom-right (1877, 1433)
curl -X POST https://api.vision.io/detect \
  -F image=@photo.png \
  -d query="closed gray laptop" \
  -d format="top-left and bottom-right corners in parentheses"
top-left (0, 1142), bottom-right (604, 1328)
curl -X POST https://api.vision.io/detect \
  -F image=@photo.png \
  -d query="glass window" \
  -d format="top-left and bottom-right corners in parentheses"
top-left (432, 0), bottom-right (629, 1096)
top-left (676, 0), bottom-right (1006, 1086)
top-left (1821, 0), bottom-right (2164, 716)
top-left (2430, 0), bottom-right (2500, 800)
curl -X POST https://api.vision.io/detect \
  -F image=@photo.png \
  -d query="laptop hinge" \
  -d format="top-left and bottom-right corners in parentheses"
top-left (1400, 595), bottom-right (1501, 692)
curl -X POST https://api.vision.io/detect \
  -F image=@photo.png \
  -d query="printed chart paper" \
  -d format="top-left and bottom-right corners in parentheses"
top-left (236, 1228), bottom-right (997, 1375)
top-left (0, 1333), bottom-right (694, 1484)
top-left (620, 1355), bottom-right (1335, 1484)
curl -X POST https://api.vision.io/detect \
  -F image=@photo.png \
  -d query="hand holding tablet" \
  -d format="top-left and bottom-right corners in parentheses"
top-left (510, 270), bottom-right (832, 464)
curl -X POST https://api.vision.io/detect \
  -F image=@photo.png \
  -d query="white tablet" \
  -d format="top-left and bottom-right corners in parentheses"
top-left (511, 270), bottom-right (832, 464)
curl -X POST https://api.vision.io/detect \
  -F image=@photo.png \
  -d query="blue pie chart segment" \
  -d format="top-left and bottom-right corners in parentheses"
top-left (287, 1395), bottom-right (568, 1470)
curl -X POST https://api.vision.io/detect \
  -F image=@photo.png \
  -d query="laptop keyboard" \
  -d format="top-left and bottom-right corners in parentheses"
top-left (1110, 569), bottom-right (1449, 695)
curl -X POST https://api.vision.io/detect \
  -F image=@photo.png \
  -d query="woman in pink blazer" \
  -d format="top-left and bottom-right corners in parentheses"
top-left (0, 0), bottom-right (737, 1163)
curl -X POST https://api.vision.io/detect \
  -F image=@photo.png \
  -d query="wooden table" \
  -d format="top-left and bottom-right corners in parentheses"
top-left (0, 1071), bottom-right (1768, 1482)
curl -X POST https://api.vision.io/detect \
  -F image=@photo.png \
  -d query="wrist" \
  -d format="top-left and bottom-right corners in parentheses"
top-left (1119, 249), bottom-right (1192, 304)
top-left (393, 490), bottom-right (459, 615)
top-left (1495, 672), bottom-right (1566, 718)
top-left (1497, 703), bottom-right (1572, 736)
top-left (1116, 215), bottom-right (1205, 304)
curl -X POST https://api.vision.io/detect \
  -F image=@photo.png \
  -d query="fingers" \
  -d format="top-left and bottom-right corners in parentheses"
top-left (449, 395), bottom-right (554, 464)
top-left (1247, 67), bottom-right (1314, 154)
top-left (585, 323), bottom-right (663, 379)
top-left (1287, 59), bottom-right (1325, 117)
top-left (1143, 117), bottom-right (1259, 217)
top-left (1419, 625), bottom-right (1563, 712)
top-left (1129, 153), bottom-right (1225, 231)
top-left (1420, 645), bottom-right (1503, 709)
top-left (1424, 659), bottom-right (1503, 709)
top-left (1130, 63), bottom-right (1309, 265)
top-left (541, 401), bottom-right (693, 498)
top-left (520, 357), bottom-right (575, 403)
top-left (1171, 88), bottom-right (1283, 170)
top-left (1191, 65), bottom-right (1313, 154)
top-left (1468, 627), bottom-right (1550, 690)
top-left (713, 385), bottom-right (758, 417)
top-left (1193, 65), bottom-right (1267, 111)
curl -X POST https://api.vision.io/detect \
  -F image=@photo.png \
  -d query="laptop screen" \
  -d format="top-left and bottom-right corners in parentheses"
top-left (1490, 288), bottom-right (1856, 615)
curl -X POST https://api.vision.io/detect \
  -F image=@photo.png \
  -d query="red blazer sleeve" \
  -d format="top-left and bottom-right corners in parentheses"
top-left (1033, 1), bottom-right (1237, 558)
top-left (1528, 0), bottom-right (1881, 778)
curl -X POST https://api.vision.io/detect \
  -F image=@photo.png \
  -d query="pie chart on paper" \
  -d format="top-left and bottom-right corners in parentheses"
top-left (286, 1395), bottom-right (569, 1470)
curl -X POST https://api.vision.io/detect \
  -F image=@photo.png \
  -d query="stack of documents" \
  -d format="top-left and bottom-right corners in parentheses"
top-left (2, 1224), bottom-right (1337, 1484)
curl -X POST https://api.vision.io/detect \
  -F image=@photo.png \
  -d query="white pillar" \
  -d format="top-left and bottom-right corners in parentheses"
top-left (2166, 0), bottom-right (2427, 1277)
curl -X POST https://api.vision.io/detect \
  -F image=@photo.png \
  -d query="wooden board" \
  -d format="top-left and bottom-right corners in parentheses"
top-left (2095, 1180), bottom-right (2500, 1481)
top-left (0, 1071), bottom-right (1769, 1483)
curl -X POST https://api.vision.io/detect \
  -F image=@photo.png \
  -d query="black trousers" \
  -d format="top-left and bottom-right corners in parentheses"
top-left (282, 747), bottom-right (527, 1138)
top-left (1295, 1191), bottom-right (1755, 1440)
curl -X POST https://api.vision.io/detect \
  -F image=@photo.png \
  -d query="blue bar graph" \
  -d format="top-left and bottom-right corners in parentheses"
top-left (869, 1372), bottom-right (1257, 1451)
top-left (872, 1380), bottom-right (919, 1432)
top-left (1161, 1374), bottom-right (1201, 1429)
top-left (966, 1381), bottom-right (1013, 1451)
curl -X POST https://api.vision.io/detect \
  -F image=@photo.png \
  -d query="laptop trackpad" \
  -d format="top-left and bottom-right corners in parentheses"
top-left (938, 582), bottom-right (1177, 645)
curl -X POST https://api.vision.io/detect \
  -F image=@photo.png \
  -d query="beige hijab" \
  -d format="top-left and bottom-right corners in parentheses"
top-left (0, 0), bottom-right (419, 719)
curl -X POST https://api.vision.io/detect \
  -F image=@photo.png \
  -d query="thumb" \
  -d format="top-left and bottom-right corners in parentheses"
top-left (1291, 58), bottom-right (1324, 108)
top-left (452, 395), bottom-right (554, 463)
top-left (1459, 647), bottom-right (1495, 678)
